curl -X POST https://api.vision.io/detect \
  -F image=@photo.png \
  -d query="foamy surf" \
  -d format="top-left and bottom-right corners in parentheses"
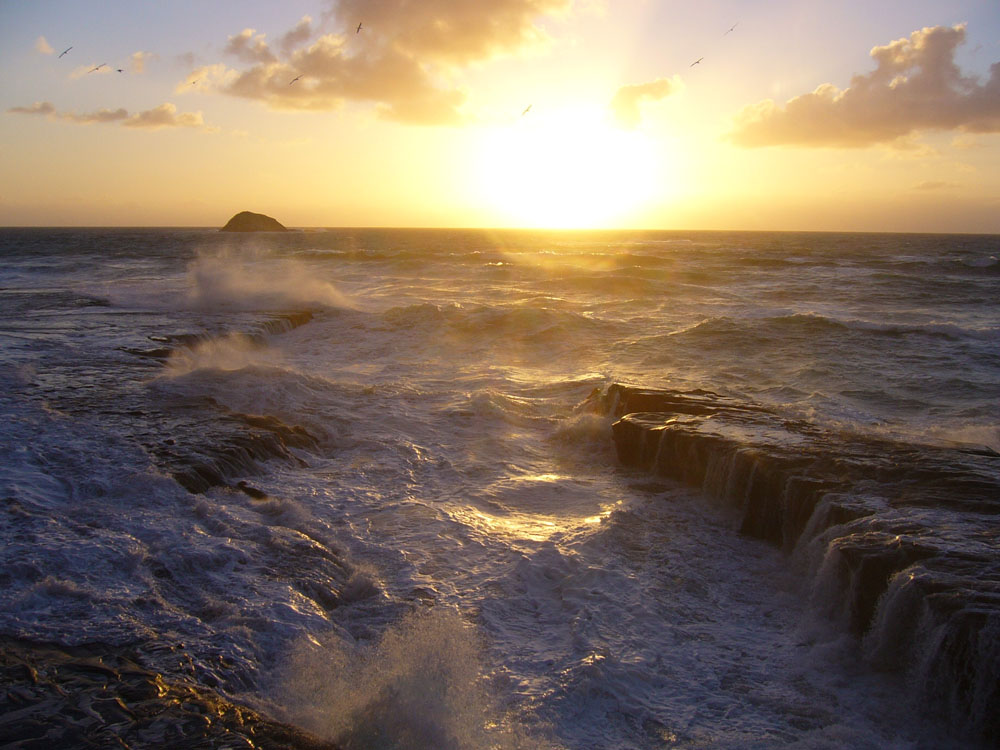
top-left (1, 227), bottom-right (997, 748)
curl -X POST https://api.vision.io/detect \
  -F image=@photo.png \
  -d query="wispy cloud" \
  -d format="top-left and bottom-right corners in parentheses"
top-left (8, 102), bottom-right (56, 116)
top-left (913, 180), bottom-right (959, 191)
top-left (610, 76), bottom-right (681, 128)
top-left (729, 24), bottom-right (1000, 148)
top-left (35, 36), bottom-right (54, 55)
top-left (7, 100), bottom-right (213, 131)
top-left (130, 51), bottom-right (155, 74)
top-left (185, 0), bottom-right (570, 125)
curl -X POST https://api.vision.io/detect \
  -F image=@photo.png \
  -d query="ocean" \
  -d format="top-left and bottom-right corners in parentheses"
top-left (0, 227), bottom-right (997, 749)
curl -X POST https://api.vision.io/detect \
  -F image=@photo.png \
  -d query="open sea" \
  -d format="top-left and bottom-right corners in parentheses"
top-left (0, 227), bottom-right (998, 749)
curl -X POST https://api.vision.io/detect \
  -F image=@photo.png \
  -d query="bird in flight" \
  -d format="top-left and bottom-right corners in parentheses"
top-left (690, 57), bottom-right (703, 67)
top-left (289, 75), bottom-right (302, 85)
top-left (59, 46), bottom-right (72, 58)
top-left (356, 22), bottom-right (362, 34)
top-left (724, 23), bottom-right (738, 35)
top-left (521, 104), bottom-right (532, 116)
top-left (88, 63), bottom-right (106, 73)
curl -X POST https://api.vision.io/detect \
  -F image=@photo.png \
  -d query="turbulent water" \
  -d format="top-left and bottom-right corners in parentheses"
top-left (1, 227), bottom-right (997, 749)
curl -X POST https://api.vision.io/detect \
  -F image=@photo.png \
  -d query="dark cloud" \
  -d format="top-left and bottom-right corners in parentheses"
top-left (730, 25), bottom-right (1000, 148)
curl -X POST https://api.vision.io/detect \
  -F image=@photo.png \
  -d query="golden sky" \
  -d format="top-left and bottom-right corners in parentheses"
top-left (2, 0), bottom-right (999, 231)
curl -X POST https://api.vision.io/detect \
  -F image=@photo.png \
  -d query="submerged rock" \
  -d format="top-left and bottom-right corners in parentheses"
top-left (220, 211), bottom-right (288, 232)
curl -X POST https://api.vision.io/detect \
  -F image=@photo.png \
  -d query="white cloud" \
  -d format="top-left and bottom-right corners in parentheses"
top-left (35, 36), bottom-right (54, 55)
top-left (610, 76), bottom-right (681, 128)
top-left (730, 25), bottom-right (1000, 148)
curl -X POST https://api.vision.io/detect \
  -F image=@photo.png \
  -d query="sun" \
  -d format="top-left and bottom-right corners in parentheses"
top-left (476, 106), bottom-right (662, 229)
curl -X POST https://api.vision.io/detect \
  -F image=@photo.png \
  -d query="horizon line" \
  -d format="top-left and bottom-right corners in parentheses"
top-left (2, 225), bottom-right (1000, 237)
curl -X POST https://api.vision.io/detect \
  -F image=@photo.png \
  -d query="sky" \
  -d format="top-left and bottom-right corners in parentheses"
top-left (1, 0), bottom-right (999, 231)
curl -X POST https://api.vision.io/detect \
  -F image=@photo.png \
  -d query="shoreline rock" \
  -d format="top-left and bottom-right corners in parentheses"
top-left (0, 637), bottom-right (339, 749)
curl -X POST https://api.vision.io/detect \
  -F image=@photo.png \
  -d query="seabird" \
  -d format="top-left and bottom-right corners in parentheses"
top-left (116, 68), bottom-right (124, 73)
top-left (356, 22), bottom-right (362, 34)
top-left (521, 104), bottom-right (532, 116)
top-left (289, 75), bottom-right (302, 85)
top-left (88, 63), bottom-right (106, 73)
top-left (690, 57), bottom-right (703, 67)
top-left (725, 23), bottom-right (738, 35)
top-left (59, 46), bottom-right (72, 58)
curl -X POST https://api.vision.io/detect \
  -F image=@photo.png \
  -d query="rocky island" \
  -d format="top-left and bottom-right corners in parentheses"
top-left (220, 211), bottom-right (288, 232)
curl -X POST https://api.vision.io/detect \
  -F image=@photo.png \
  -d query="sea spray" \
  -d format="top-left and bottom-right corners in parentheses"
top-left (280, 607), bottom-right (539, 749)
top-left (187, 244), bottom-right (355, 311)
top-left (164, 332), bottom-right (281, 377)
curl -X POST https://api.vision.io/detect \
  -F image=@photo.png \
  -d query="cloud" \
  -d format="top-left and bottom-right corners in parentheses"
top-left (913, 180), bottom-right (959, 191)
top-left (35, 36), bottom-right (54, 55)
top-left (131, 51), bottom-right (155, 73)
top-left (8, 101), bottom-right (56, 116)
top-left (279, 16), bottom-right (314, 57)
top-left (730, 24), bottom-right (1000, 148)
top-left (610, 76), bottom-right (681, 128)
top-left (7, 100), bottom-right (211, 131)
top-left (189, 0), bottom-right (570, 125)
top-left (225, 28), bottom-right (278, 64)
top-left (331, 0), bottom-right (570, 65)
top-left (122, 103), bottom-right (207, 129)
top-left (66, 107), bottom-right (129, 124)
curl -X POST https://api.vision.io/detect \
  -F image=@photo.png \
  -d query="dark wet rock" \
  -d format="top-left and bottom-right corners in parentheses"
top-left (600, 382), bottom-right (1000, 744)
top-left (0, 638), bottom-right (338, 749)
top-left (220, 211), bottom-right (288, 232)
top-left (161, 408), bottom-right (321, 495)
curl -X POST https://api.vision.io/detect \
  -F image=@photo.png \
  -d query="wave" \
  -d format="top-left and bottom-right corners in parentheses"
top-left (379, 301), bottom-right (611, 347)
top-left (670, 312), bottom-right (999, 344)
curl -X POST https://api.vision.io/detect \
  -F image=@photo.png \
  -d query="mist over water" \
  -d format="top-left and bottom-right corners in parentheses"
top-left (186, 244), bottom-right (357, 311)
top-left (0, 227), bottom-right (997, 748)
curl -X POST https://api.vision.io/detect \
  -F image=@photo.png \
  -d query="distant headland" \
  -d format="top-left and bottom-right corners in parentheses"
top-left (220, 211), bottom-right (288, 232)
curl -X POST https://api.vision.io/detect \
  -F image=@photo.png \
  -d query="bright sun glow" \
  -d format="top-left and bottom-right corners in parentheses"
top-left (477, 106), bottom-right (662, 229)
